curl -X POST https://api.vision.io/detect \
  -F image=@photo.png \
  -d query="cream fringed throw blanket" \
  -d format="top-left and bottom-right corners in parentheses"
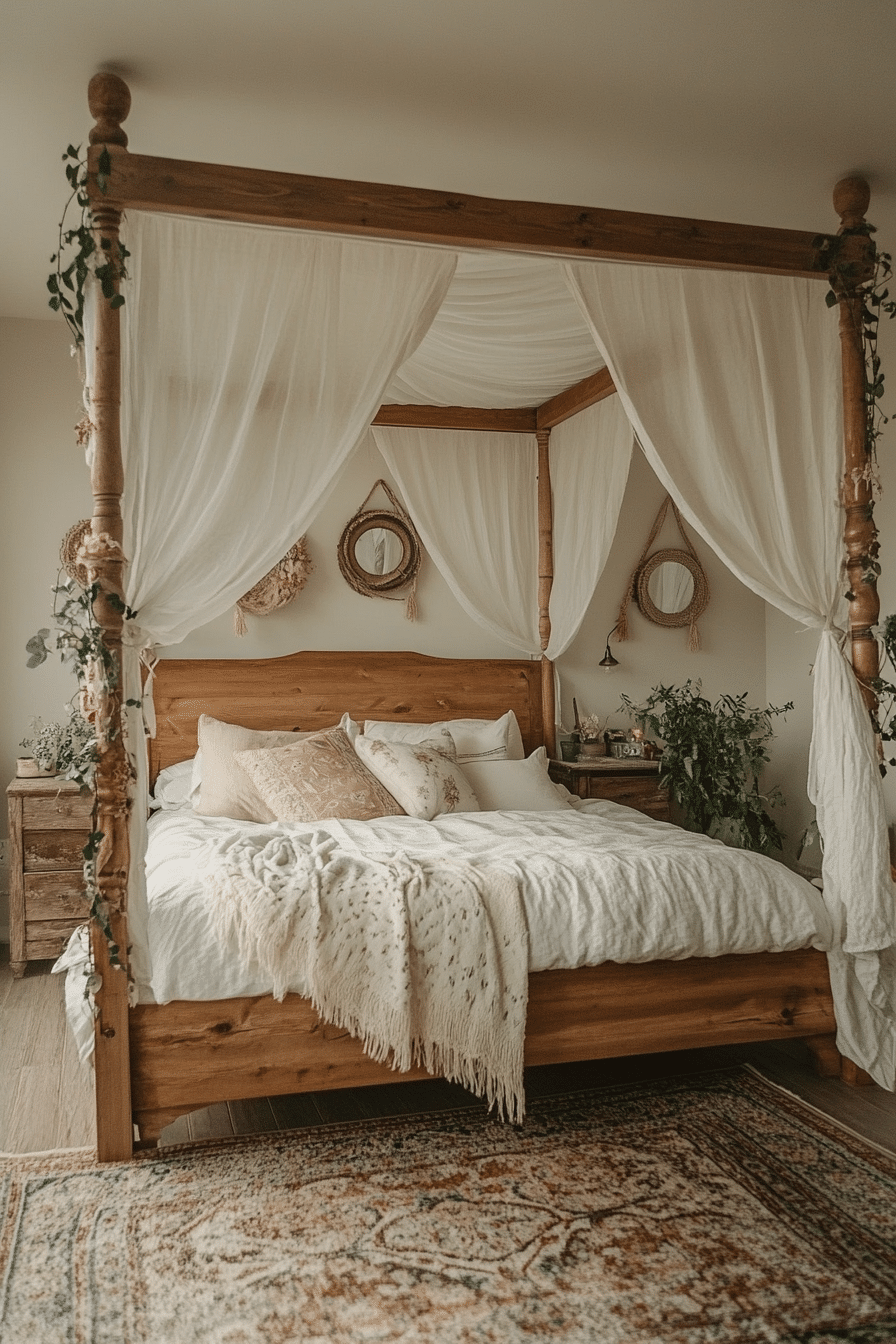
top-left (204, 832), bottom-right (529, 1121)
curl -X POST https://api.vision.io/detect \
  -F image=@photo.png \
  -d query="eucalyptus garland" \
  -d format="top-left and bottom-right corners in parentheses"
top-left (27, 575), bottom-right (140, 971)
top-left (47, 145), bottom-right (129, 347)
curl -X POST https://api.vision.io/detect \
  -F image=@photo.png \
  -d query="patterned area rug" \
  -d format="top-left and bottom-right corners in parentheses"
top-left (1, 1067), bottom-right (894, 1343)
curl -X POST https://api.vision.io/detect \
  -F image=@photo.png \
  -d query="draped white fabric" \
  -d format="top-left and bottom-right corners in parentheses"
top-left (385, 252), bottom-right (601, 408)
top-left (373, 429), bottom-right (541, 653)
top-left (86, 214), bottom-right (457, 987)
top-left (375, 401), bottom-right (631, 664)
top-left (564, 260), bottom-right (895, 1085)
top-left (545, 397), bottom-right (633, 660)
top-left (115, 213), bottom-right (457, 647)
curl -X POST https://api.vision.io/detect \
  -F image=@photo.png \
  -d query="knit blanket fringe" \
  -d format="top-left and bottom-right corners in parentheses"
top-left (204, 831), bottom-right (529, 1122)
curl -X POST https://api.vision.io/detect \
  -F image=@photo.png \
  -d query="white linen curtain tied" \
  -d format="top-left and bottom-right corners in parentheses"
top-left (564, 260), bottom-right (895, 1086)
top-left (374, 428), bottom-right (541, 653)
top-left (374, 403), bottom-right (631, 662)
top-left (85, 214), bottom-right (457, 991)
top-left (545, 398), bottom-right (632, 660)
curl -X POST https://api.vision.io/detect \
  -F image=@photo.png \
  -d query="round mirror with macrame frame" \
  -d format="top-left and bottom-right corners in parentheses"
top-left (616, 496), bottom-right (710, 651)
top-left (338, 480), bottom-right (422, 619)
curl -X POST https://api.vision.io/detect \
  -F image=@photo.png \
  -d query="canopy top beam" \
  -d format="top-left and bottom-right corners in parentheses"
top-left (86, 73), bottom-right (854, 281)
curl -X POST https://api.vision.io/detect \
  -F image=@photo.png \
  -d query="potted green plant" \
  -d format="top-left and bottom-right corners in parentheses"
top-left (19, 706), bottom-right (97, 788)
top-left (621, 681), bottom-right (791, 854)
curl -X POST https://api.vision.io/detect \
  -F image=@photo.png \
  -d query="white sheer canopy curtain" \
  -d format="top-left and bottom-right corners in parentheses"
top-left (373, 394), bottom-right (631, 661)
top-left (564, 261), bottom-right (895, 1087)
top-left (86, 213), bottom-right (456, 989)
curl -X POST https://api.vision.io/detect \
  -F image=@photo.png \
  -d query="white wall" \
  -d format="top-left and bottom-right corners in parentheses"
top-left (0, 318), bottom-right (94, 936)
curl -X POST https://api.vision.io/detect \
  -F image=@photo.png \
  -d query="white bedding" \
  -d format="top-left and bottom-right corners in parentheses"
top-left (139, 796), bottom-right (832, 1004)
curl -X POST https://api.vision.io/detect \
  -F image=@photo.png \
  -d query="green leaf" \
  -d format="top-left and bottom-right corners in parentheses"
top-left (109, 294), bottom-right (125, 309)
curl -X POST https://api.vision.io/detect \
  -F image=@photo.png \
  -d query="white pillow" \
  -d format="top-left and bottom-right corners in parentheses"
top-left (150, 757), bottom-right (196, 811)
top-left (362, 711), bottom-right (525, 763)
top-left (461, 748), bottom-right (573, 813)
top-left (195, 716), bottom-right (314, 822)
top-left (355, 735), bottom-right (480, 820)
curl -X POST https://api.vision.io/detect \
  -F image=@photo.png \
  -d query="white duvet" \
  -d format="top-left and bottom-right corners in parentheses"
top-left (140, 796), bottom-right (833, 1005)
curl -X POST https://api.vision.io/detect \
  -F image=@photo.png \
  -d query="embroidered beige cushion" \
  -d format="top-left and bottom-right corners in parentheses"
top-left (195, 716), bottom-right (313, 823)
top-left (362, 711), bottom-right (525, 763)
top-left (235, 726), bottom-right (403, 823)
top-left (354, 735), bottom-right (480, 820)
top-left (461, 748), bottom-right (573, 812)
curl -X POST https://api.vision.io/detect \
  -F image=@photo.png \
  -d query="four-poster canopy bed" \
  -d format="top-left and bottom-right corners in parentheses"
top-left (77, 73), bottom-right (886, 1160)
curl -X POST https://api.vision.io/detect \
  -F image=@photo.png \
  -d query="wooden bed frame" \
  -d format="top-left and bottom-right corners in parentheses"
top-left (79, 74), bottom-right (876, 1159)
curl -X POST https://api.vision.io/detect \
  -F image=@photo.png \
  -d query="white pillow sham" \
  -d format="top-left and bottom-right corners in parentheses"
top-left (355, 734), bottom-right (480, 820)
top-left (149, 757), bottom-right (196, 811)
top-left (362, 710), bottom-right (525, 763)
top-left (195, 716), bottom-right (313, 823)
top-left (461, 748), bottom-right (573, 813)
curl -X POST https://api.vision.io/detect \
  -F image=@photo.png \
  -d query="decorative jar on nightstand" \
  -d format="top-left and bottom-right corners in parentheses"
top-left (6, 776), bottom-right (93, 978)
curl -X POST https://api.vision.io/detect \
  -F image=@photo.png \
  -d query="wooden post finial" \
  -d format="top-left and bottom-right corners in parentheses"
top-left (88, 72), bottom-right (131, 147)
top-left (833, 176), bottom-right (870, 232)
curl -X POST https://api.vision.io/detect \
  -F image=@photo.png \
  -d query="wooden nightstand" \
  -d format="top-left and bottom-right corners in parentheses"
top-left (7, 777), bottom-right (93, 978)
top-left (549, 759), bottom-right (671, 821)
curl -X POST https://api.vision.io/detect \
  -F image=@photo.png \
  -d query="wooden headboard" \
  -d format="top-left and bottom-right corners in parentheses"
top-left (149, 650), bottom-right (544, 783)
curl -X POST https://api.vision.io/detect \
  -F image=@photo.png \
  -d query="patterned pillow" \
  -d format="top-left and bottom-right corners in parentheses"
top-left (362, 711), bottom-right (525, 763)
top-left (354, 735), bottom-right (480, 820)
top-left (235, 726), bottom-right (403, 823)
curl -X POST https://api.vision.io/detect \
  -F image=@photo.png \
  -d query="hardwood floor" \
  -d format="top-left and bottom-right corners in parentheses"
top-left (2, 945), bottom-right (894, 1156)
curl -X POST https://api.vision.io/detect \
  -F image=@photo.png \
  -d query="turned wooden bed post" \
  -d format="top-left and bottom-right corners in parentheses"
top-left (833, 177), bottom-right (880, 709)
top-left (536, 428), bottom-right (557, 756)
top-left (84, 72), bottom-right (134, 1161)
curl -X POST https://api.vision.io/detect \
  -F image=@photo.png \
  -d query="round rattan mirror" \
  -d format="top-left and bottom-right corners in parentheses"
top-left (338, 510), bottom-right (421, 595)
top-left (635, 548), bottom-right (708, 628)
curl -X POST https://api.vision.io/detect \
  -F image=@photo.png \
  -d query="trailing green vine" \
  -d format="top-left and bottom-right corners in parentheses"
top-left (814, 223), bottom-right (895, 599)
top-left (27, 574), bottom-right (140, 971)
top-left (47, 145), bottom-right (129, 347)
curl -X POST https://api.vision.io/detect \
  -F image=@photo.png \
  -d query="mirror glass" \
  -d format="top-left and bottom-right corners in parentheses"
top-left (354, 526), bottom-right (405, 577)
top-left (646, 560), bottom-right (694, 615)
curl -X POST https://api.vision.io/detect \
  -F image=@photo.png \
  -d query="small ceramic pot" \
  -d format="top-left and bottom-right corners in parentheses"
top-left (15, 757), bottom-right (58, 779)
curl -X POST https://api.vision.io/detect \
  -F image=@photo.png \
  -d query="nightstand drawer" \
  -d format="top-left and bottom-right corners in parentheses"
top-left (23, 792), bottom-right (93, 829)
top-left (22, 829), bottom-right (91, 871)
top-left (25, 920), bottom-right (84, 960)
top-left (593, 777), bottom-right (670, 818)
top-left (8, 776), bottom-right (96, 977)
top-left (25, 872), bottom-right (89, 920)
top-left (549, 760), bottom-right (671, 821)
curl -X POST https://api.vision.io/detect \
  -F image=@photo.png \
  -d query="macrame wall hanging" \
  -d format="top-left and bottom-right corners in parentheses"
top-left (616, 495), bottom-right (709, 651)
top-left (338, 479), bottom-right (422, 621)
top-left (234, 536), bottom-right (313, 636)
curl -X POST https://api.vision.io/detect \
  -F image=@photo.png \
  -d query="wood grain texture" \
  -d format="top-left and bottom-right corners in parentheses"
top-left (129, 949), bottom-right (835, 1142)
top-left (372, 404), bottom-right (537, 432)
top-left (149, 650), bottom-right (544, 783)
top-left (88, 146), bottom-right (844, 279)
top-left (537, 367), bottom-right (617, 429)
top-left (7, 793), bottom-right (25, 974)
top-left (86, 191), bottom-right (134, 1165)
top-left (832, 179), bottom-right (880, 706)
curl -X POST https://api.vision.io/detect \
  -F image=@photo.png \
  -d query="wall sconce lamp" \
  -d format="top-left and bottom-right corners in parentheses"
top-left (599, 624), bottom-right (620, 671)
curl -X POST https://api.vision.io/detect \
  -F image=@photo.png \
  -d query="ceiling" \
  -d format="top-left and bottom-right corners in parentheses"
top-left (3, 0), bottom-right (895, 323)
